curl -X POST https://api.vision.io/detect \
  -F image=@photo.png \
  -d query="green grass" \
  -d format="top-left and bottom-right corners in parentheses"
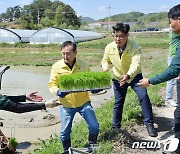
top-left (130, 32), bottom-right (169, 48)
top-left (59, 72), bottom-right (111, 90)
top-left (34, 47), bottom-right (167, 154)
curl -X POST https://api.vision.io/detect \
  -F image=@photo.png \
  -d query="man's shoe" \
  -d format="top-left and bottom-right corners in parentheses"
top-left (166, 99), bottom-right (177, 107)
top-left (62, 150), bottom-right (69, 154)
top-left (87, 144), bottom-right (98, 153)
top-left (146, 124), bottom-right (158, 137)
top-left (88, 144), bottom-right (93, 153)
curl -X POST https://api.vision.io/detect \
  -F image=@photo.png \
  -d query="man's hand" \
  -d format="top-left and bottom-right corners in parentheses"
top-left (175, 76), bottom-right (180, 80)
top-left (57, 90), bottom-right (69, 98)
top-left (45, 99), bottom-right (61, 108)
top-left (138, 78), bottom-right (150, 88)
top-left (26, 91), bottom-right (43, 102)
top-left (120, 74), bottom-right (130, 86)
top-left (102, 66), bottom-right (108, 72)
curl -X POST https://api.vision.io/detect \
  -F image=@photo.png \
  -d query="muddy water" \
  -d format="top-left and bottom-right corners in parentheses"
top-left (0, 66), bottom-right (54, 100)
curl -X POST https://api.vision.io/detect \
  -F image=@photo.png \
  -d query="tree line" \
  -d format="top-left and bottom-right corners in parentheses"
top-left (0, 0), bottom-right (169, 31)
top-left (0, 0), bottom-right (81, 30)
top-left (99, 11), bottom-right (168, 23)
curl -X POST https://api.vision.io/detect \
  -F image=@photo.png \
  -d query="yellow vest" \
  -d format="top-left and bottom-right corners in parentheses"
top-left (48, 58), bottom-right (90, 108)
top-left (101, 40), bottom-right (141, 83)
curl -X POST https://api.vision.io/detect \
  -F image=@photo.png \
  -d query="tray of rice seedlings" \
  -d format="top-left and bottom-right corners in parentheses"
top-left (59, 72), bottom-right (111, 92)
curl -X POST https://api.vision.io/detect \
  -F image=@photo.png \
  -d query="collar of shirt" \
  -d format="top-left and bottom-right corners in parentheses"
top-left (61, 58), bottom-right (81, 72)
top-left (65, 58), bottom-right (76, 70)
top-left (117, 42), bottom-right (127, 54)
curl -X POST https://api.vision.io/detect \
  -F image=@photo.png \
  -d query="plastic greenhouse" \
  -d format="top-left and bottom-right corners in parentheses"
top-left (30, 27), bottom-right (104, 44)
top-left (0, 28), bottom-right (37, 43)
top-left (64, 29), bottom-right (104, 43)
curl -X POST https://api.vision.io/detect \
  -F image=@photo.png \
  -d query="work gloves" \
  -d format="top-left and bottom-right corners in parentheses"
top-left (57, 90), bottom-right (69, 98)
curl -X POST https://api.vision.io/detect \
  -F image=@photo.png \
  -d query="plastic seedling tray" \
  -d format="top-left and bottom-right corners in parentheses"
top-left (60, 86), bottom-right (111, 93)
top-left (59, 72), bottom-right (112, 93)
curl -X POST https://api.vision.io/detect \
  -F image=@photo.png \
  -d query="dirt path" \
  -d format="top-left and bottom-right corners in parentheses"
top-left (117, 88), bottom-right (177, 154)
top-left (122, 106), bottom-right (175, 154)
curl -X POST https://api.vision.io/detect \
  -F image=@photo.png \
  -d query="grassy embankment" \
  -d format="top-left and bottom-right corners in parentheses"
top-left (0, 32), bottom-right (169, 153)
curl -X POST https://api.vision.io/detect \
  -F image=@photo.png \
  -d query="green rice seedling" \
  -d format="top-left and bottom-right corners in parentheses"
top-left (58, 72), bottom-right (111, 91)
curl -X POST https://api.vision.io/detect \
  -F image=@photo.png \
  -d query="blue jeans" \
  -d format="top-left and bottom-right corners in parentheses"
top-left (112, 73), bottom-right (154, 128)
top-left (59, 101), bottom-right (99, 142)
top-left (166, 56), bottom-right (176, 100)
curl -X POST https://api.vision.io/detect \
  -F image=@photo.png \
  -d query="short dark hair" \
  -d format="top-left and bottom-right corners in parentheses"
top-left (112, 22), bottom-right (130, 34)
top-left (61, 41), bottom-right (77, 52)
top-left (168, 4), bottom-right (180, 19)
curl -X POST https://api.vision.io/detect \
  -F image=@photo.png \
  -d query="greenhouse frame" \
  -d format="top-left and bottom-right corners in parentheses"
top-left (30, 27), bottom-right (104, 44)
top-left (0, 28), bottom-right (37, 43)
top-left (0, 27), bottom-right (104, 44)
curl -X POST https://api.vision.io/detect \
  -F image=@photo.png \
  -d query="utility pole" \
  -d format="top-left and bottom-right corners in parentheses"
top-left (37, 9), bottom-right (40, 29)
top-left (108, 6), bottom-right (111, 33)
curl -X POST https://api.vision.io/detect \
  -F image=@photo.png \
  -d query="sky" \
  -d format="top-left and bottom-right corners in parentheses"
top-left (0, 0), bottom-right (179, 20)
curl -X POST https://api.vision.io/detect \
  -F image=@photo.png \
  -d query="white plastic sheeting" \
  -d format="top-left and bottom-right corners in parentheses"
top-left (9, 29), bottom-right (37, 43)
top-left (30, 27), bottom-right (104, 44)
top-left (0, 28), bottom-right (21, 43)
top-left (64, 29), bottom-right (104, 43)
top-left (0, 28), bottom-right (37, 43)
top-left (0, 27), bottom-right (104, 44)
top-left (30, 27), bottom-right (74, 44)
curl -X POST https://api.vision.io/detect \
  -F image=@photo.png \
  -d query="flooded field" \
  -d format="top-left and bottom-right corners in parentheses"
top-left (0, 66), bottom-right (53, 100)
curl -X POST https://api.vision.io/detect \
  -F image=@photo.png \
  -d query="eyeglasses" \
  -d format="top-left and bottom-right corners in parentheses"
top-left (113, 34), bottom-right (127, 39)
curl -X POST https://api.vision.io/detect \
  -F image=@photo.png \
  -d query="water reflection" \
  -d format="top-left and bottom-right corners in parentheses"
top-left (0, 66), bottom-right (55, 100)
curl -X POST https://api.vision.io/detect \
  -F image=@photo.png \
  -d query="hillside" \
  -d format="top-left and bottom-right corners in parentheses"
top-left (98, 11), bottom-right (168, 23)
top-left (80, 16), bottom-right (95, 23)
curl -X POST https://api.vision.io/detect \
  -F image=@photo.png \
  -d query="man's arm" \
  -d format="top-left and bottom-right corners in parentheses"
top-left (138, 44), bottom-right (180, 87)
top-left (48, 66), bottom-right (59, 95)
top-left (149, 44), bottom-right (180, 85)
top-left (126, 47), bottom-right (141, 79)
top-left (101, 45), bottom-right (111, 71)
top-left (5, 95), bottom-right (26, 102)
top-left (5, 91), bottom-right (43, 102)
top-left (0, 94), bottom-right (46, 113)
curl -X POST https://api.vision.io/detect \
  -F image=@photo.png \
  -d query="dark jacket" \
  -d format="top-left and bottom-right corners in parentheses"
top-left (0, 94), bottom-right (45, 113)
top-left (149, 43), bottom-right (180, 85)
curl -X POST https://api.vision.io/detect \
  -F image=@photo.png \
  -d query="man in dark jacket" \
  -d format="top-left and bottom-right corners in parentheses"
top-left (138, 4), bottom-right (180, 153)
top-left (0, 65), bottom-right (59, 113)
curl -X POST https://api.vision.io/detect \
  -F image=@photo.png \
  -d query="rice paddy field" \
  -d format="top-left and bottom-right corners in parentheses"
top-left (0, 32), bottom-right (169, 153)
top-left (0, 32), bottom-right (169, 67)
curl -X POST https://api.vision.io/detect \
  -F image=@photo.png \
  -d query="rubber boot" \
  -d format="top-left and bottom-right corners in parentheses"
top-left (62, 139), bottom-right (71, 154)
top-left (88, 134), bottom-right (98, 153)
